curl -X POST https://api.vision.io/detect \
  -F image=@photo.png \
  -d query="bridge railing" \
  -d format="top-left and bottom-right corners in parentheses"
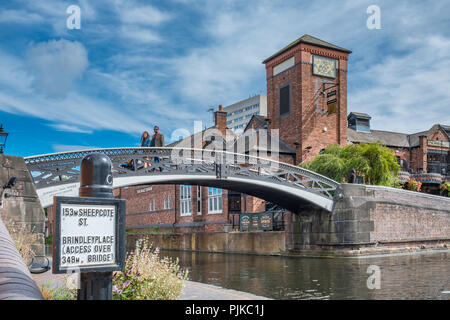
top-left (25, 147), bottom-right (339, 200)
top-left (0, 217), bottom-right (44, 300)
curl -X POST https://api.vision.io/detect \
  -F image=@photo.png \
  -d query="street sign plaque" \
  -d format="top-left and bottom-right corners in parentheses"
top-left (53, 196), bottom-right (126, 274)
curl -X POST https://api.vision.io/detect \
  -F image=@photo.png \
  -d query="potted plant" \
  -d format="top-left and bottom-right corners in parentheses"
top-left (408, 179), bottom-right (422, 192)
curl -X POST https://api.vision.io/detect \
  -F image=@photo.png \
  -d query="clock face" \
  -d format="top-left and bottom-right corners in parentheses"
top-left (313, 55), bottom-right (336, 78)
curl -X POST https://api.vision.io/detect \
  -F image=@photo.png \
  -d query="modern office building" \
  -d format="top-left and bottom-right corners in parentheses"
top-left (224, 94), bottom-right (267, 134)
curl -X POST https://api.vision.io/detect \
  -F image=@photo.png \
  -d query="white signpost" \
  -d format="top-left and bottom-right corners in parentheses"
top-left (53, 197), bottom-right (125, 274)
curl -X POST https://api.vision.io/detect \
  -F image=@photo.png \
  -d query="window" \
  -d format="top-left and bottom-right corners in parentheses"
top-left (149, 199), bottom-right (156, 212)
top-left (180, 185), bottom-right (192, 216)
top-left (427, 151), bottom-right (449, 174)
top-left (279, 84), bottom-right (290, 115)
top-left (208, 187), bottom-right (223, 213)
top-left (164, 196), bottom-right (171, 210)
top-left (197, 187), bottom-right (202, 215)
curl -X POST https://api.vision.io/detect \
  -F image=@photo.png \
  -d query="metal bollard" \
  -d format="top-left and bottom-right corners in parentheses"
top-left (77, 153), bottom-right (114, 300)
top-left (0, 218), bottom-right (44, 300)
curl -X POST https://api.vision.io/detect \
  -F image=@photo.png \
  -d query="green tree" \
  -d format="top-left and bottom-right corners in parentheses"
top-left (300, 142), bottom-right (401, 187)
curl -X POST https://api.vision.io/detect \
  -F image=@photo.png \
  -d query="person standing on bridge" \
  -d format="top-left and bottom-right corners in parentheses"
top-left (150, 126), bottom-right (164, 147)
top-left (141, 131), bottom-right (151, 147)
top-left (150, 126), bottom-right (164, 171)
top-left (141, 131), bottom-right (151, 168)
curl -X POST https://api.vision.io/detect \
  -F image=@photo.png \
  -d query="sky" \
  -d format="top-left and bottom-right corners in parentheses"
top-left (0, 0), bottom-right (449, 157)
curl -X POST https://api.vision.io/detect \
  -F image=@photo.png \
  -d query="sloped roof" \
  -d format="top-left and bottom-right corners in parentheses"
top-left (243, 114), bottom-right (269, 132)
top-left (348, 123), bottom-right (450, 148)
top-left (440, 124), bottom-right (450, 139)
top-left (167, 126), bottom-right (237, 149)
top-left (348, 112), bottom-right (371, 119)
top-left (262, 34), bottom-right (352, 64)
top-left (347, 128), bottom-right (410, 148)
top-left (228, 128), bottom-right (296, 155)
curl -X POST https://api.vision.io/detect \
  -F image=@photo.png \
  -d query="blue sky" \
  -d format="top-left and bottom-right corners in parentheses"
top-left (1, 0), bottom-right (449, 157)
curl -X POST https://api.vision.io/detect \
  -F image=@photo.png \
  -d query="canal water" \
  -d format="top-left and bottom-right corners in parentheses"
top-left (158, 250), bottom-right (450, 300)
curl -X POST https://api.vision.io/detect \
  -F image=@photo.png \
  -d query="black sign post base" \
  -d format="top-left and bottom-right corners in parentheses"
top-left (76, 153), bottom-right (122, 300)
top-left (78, 272), bottom-right (113, 300)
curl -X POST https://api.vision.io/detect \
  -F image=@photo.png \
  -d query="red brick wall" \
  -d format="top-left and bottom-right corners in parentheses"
top-left (121, 185), bottom-right (175, 229)
top-left (120, 184), bottom-right (233, 233)
top-left (368, 187), bottom-right (450, 241)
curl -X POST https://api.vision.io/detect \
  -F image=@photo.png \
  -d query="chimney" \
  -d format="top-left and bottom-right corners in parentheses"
top-left (214, 104), bottom-right (227, 135)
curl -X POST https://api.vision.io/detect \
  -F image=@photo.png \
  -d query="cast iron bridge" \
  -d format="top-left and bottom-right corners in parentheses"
top-left (24, 147), bottom-right (340, 212)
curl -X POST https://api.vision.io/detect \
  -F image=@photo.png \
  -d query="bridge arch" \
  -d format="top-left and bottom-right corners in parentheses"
top-left (25, 147), bottom-right (339, 212)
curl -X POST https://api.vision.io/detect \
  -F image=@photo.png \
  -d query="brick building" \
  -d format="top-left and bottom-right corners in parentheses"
top-left (117, 34), bottom-right (448, 234)
top-left (347, 112), bottom-right (449, 194)
top-left (262, 34), bottom-right (351, 164)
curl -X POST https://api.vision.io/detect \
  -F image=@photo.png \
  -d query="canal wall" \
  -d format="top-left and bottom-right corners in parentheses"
top-left (0, 154), bottom-right (45, 256)
top-left (288, 183), bottom-right (450, 256)
top-left (127, 231), bottom-right (285, 255)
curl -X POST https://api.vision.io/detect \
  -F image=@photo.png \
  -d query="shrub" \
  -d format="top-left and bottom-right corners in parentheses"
top-left (440, 182), bottom-right (450, 197)
top-left (40, 282), bottom-right (77, 300)
top-left (3, 218), bottom-right (40, 265)
top-left (112, 238), bottom-right (188, 300)
top-left (300, 142), bottom-right (401, 187)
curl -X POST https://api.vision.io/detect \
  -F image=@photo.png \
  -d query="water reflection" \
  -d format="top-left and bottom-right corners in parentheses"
top-left (156, 250), bottom-right (449, 300)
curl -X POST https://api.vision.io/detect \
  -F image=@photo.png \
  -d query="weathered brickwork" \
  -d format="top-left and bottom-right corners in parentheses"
top-left (288, 184), bottom-right (450, 254)
top-left (366, 186), bottom-right (450, 241)
top-left (0, 155), bottom-right (45, 255)
top-left (370, 204), bottom-right (449, 241)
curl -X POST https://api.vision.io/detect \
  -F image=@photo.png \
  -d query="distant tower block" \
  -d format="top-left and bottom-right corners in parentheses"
top-left (263, 34), bottom-right (352, 164)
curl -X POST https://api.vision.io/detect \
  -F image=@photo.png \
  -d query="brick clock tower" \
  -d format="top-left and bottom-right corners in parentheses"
top-left (263, 34), bottom-right (352, 164)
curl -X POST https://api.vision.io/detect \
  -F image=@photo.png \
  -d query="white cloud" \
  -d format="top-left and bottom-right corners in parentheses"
top-left (26, 39), bottom-right (88, 97)
top-left (0, 9), bottom-right (44, 24)
top-left (114, 1), bottom-right (172, 43)
top-left (349, 35), bottom-right (450, 133)
top-left (120, 25), bottom-right (162, 43)
top-left (0, 49), bottom-right (150, 135)
top-left (119, 5), bottom-right (171, 26)
top-left (169, 1), bottom-right (361, 106)
top-left (49, 124), bottom-right (93, 134)
top-left (166, 0), bottom-right (450, 134)
top-left (1, 0), bottom-right (450, 145)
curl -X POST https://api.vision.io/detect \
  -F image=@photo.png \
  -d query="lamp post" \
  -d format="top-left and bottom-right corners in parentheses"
top-left (0, 124), bottom-right (8, 154)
